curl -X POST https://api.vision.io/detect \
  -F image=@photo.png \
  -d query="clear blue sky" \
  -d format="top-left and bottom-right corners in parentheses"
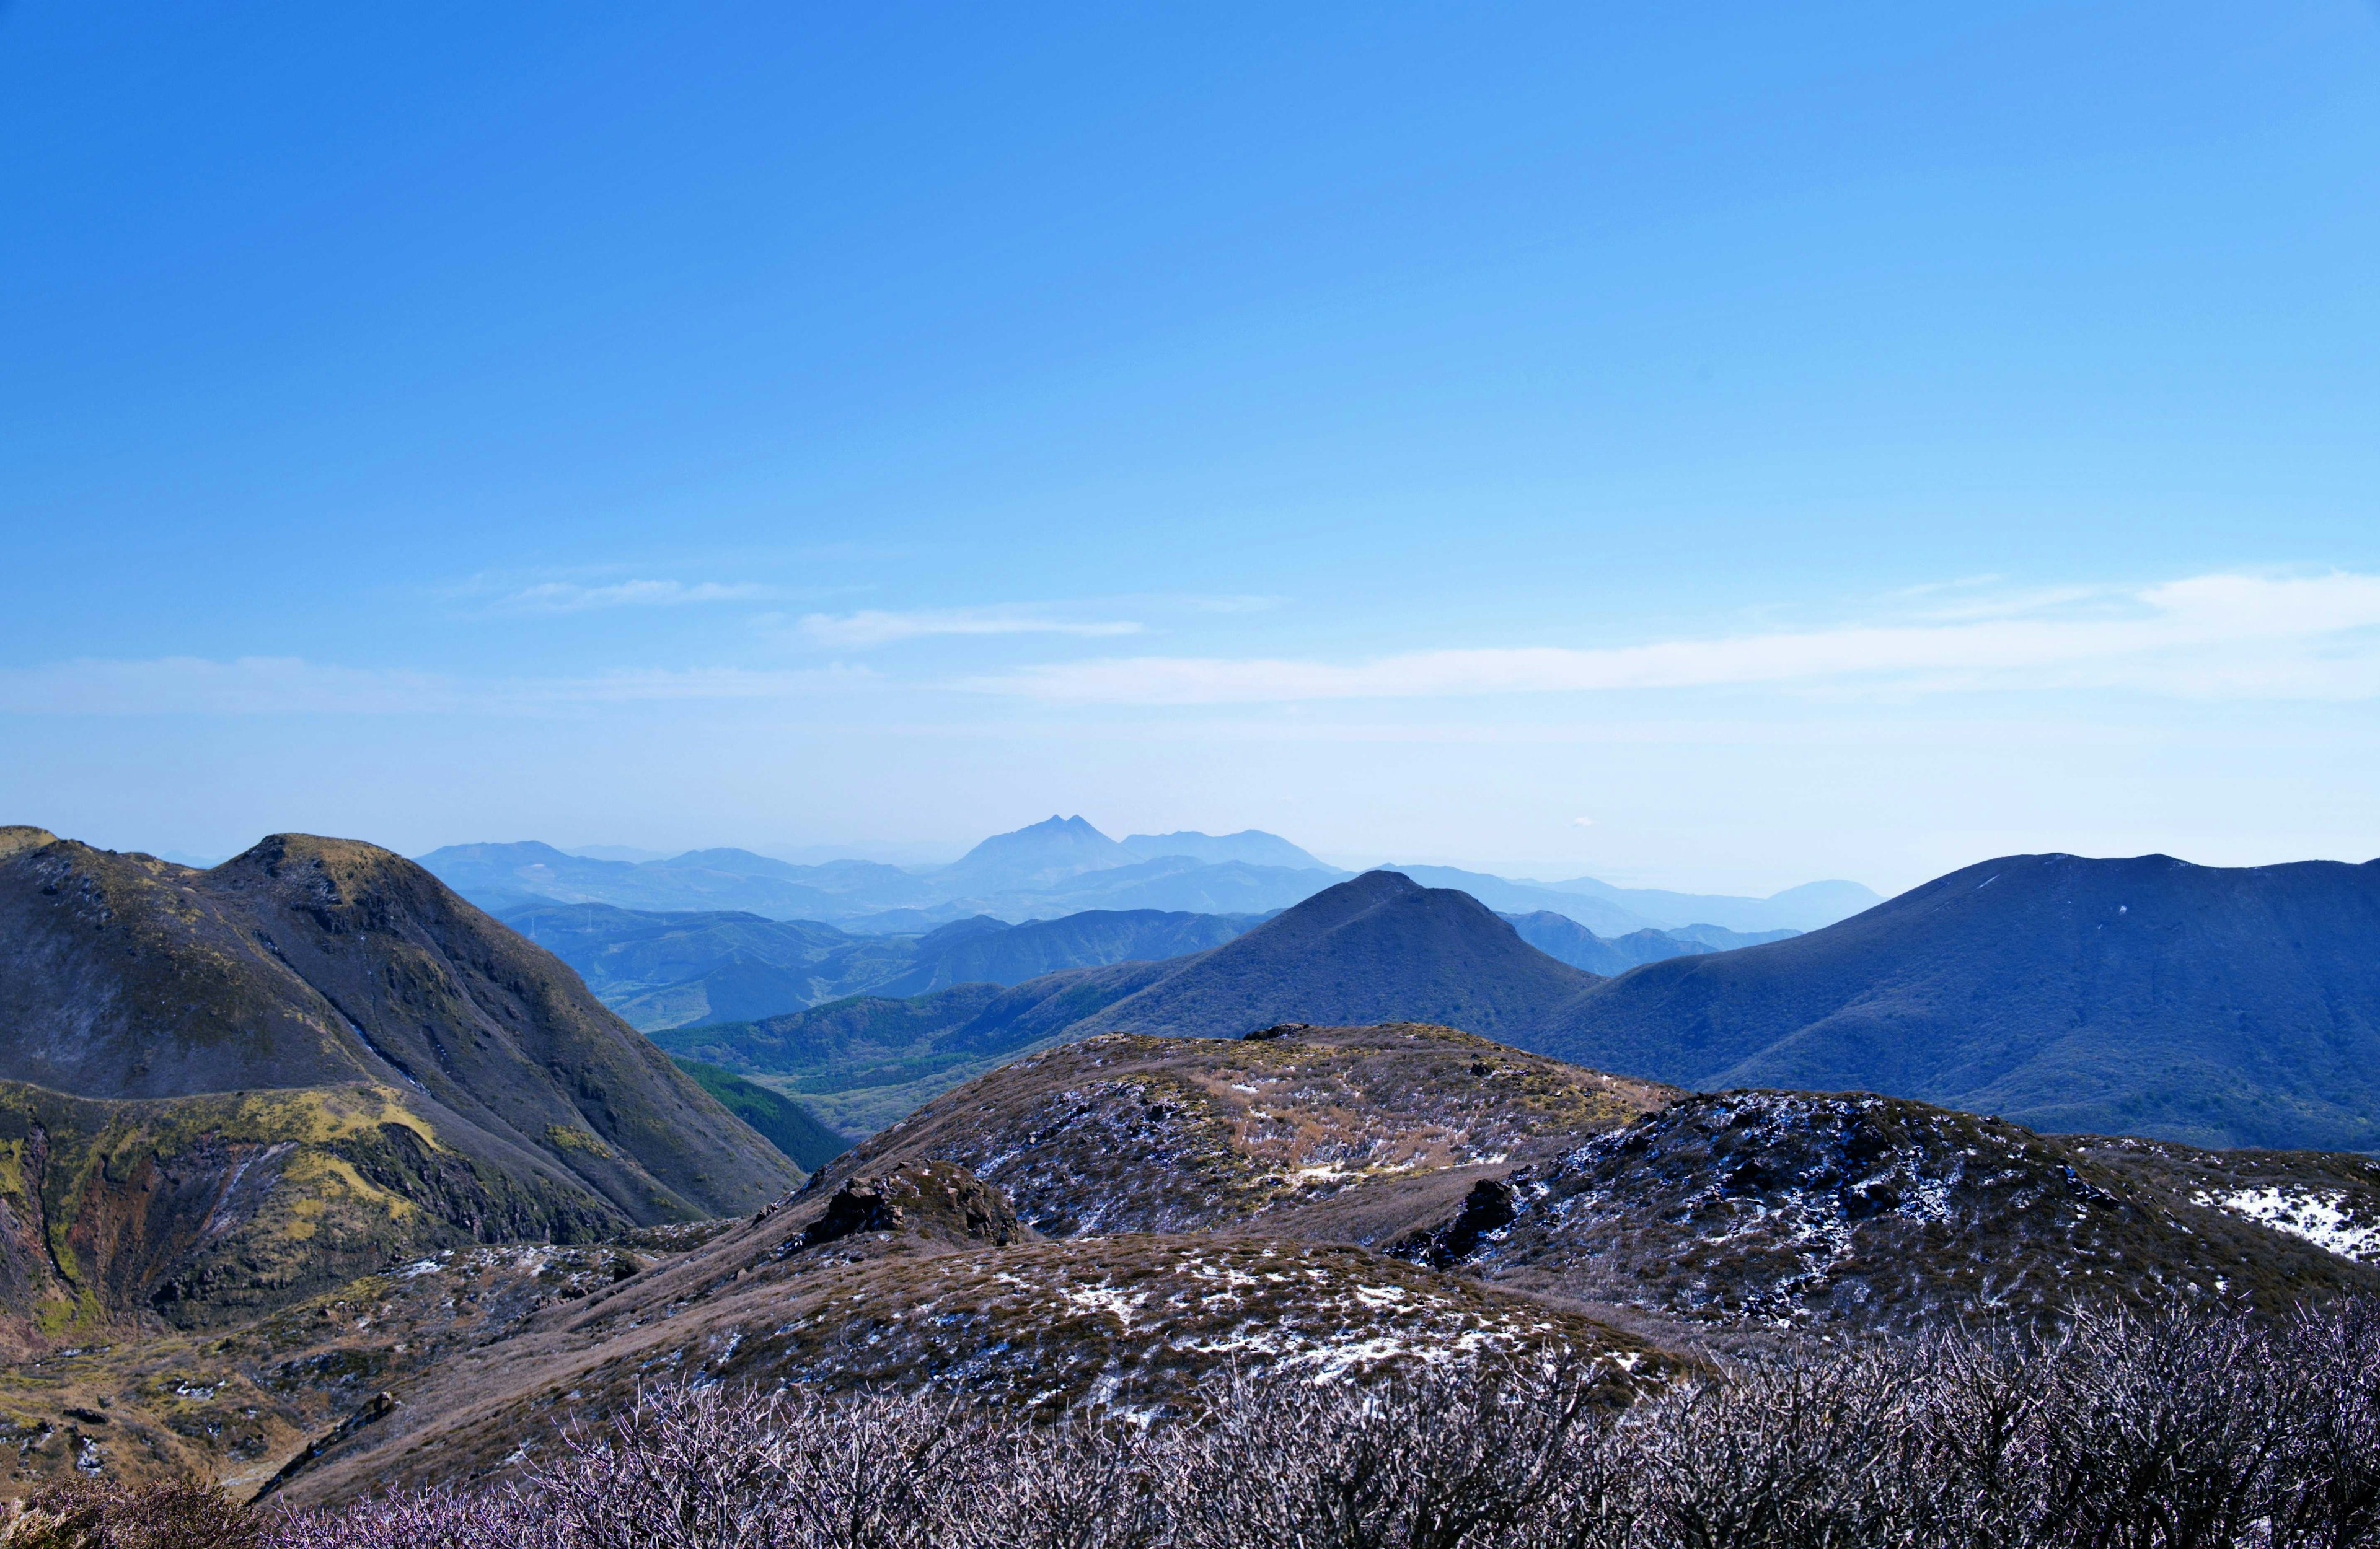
top-left (4, 1), bottom-right (2376, 893)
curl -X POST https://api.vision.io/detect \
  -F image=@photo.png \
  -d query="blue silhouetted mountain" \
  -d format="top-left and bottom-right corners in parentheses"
top-left (1076, 871), bottom-right (1595, 1041)
top-left (1118, 830), bottom-right (1329, 871)
top-left (1536, 853), bottom-right (2380, 1152)
top-left (933, 815), bottom-right (1136, 892)
top-left (420, 823), bottom-right (1878, 941)
top-left (1501, 911), bottom-right (1797, 975)
top-left (1536, 874), bottom-right (1883, 933)
top-left (659, 871), bottom-right (1605, 1133)
top-left (500, 897), bottom-right (1269, 1031)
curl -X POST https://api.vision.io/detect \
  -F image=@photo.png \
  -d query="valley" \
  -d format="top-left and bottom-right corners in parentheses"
top-left (0, 822), bottom-right (2377, 1513)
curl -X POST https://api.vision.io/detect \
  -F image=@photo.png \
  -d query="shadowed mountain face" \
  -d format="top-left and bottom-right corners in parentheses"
top-left (1539, 853), bottom-right (2380, 1152)
top-left (501, 900), bottom-right (1266, 1032)
top-left (671, 856), bottom-right (2380, 1154)
top-left (0, 829), bottom-right (799, 1332)
top-left (1082, 871), bottom-right (1597, 1040)
top-left (659, 873), bottom-right (1598, 1131)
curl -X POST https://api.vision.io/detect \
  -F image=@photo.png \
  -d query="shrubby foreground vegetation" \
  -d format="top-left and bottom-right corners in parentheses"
top-left (11, 1300), bottom-right (2380, 1549)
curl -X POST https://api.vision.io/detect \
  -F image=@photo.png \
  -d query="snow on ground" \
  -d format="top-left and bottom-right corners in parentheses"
top-left (2195, 1186), bottom-right (2380, 1263)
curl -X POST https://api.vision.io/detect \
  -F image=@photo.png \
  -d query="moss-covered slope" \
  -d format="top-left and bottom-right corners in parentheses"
top-left (0, 830), bottom-right (800, 1333)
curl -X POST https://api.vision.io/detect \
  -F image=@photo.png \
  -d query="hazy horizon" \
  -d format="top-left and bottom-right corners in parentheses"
top-left (7, 4), bottom-right (2376, 898)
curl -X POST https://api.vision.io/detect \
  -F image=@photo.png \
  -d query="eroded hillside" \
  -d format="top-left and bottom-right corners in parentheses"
top-left (0, 830), bottom-right (798, 1338)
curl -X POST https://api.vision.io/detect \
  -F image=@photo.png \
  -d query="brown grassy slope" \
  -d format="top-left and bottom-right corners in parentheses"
top-left (0, 831), bottom-right (797, 1331)
top-left (825, 1023), bottom-right (1675, 1244)
top-left (814, 1022), bottom-right (2380, 1336)
top-left (200, 835), bottom-right (795, 1221)
top-left (1450, 1089), bottom-right (2380, 1335)
top-left (271, 1159), bottom-right (1674, 1504)
top-left (0, 1239), bottom-right (654, 1498)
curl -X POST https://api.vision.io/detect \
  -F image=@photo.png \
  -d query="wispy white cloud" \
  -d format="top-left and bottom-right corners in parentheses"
top-left (506, 579), bottom-right (785, 612)
top-left (0, 657), bottom-right (874, 716)
top-left (796, 607), bottom-right (1144, 649)
top-left (961, 572), bottom-right (2380, 704)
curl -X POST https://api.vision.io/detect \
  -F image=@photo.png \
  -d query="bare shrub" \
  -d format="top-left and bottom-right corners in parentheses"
top-left (263, 1490), bottom-right (544, 1549)
top-left (4, 1478), bottom-right (264, 1549)
top-left (2265, 1299), bottom-right (2380, 1549)
top-left (265, 1299), bottom-right (2380, 1549)
top-left (1161, 1363), bottom-right (1606, 1549)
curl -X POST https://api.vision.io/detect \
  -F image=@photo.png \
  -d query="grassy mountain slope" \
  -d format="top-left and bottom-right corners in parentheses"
top-left (823, 1021), bottom-right (2380, 1335)
top-left (832, 1023), bottom-right (1673, 1242)
top-left (651, 962), bottom-right (1184, 1133)
top-left (1447, 1088), bottom-right (2380, 1333)
top-left (1538, 853), bottom-right (2380, 1151)
top-left (669, 1060), bottom-right (846, 1172)
top-left (0, 830), bottom-right (798, 1331)
top-left (1075, 871), bottom-right (1596, 1041)
top-left (263, 1157), bottom-right (1668, 1503)
top-left (865, 908), bottom-right (1256, 997)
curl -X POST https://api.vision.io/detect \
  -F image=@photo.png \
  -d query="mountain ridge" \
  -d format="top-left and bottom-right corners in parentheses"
top-left (414, 820), bottom-right (1876, 937)
top-left (0, 828), bottom-right (800, 1332)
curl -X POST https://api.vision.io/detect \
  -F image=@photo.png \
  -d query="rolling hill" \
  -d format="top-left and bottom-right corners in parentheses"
top-left (502, 900), bottom-right (1266, 1030)
top-left (813, 1022), bottom-right (2380, 1332)
top-left (0, 827), bottom-right (798, 1334)
top-left (1537, 852), bottom-right (2380, 1151)
top-left (656, 872), bottom-right (1601, 1129)
top-left (1499, 910), bottom-right (1796, 974)
top-left (417, 818), bottom-right (1879, 937)
top-left (666, 854), bottom-right (2380, 1154)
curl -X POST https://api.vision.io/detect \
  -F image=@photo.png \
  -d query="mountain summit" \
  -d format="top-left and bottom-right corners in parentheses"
top-left (0, 830), bottom-right (798, 1330)
top-left (1086, 871), bottom-right (1597, 1040)
top-left (1538, 851), bottom-right (2380, 1151)
top-left (934, 815), bottom-right (1133, 892)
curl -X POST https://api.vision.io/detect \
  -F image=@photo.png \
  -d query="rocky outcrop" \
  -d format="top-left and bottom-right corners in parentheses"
top-left (798, 1162), bottom-right (1028, 1250)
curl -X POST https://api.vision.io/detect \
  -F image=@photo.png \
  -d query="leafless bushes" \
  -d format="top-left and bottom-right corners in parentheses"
top-left (270, 1298), bottom-right (2380, 1549)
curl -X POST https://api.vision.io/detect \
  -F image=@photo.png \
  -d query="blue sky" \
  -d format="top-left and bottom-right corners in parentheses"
top-left (4, 1), bottom-right (2377, 893)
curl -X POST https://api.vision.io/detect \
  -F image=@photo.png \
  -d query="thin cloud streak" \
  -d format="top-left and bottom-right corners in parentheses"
top-left (798, 608), bottom-right (1144, 648)
top-left (508, 579), bottom-right (785, 611)
top-left (963, 573), bottom-right (2380, 704)
top-left (0, 657), bottom-right (875, 716)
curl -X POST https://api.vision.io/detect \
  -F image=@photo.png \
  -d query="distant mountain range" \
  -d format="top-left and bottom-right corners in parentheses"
top-left (416, 815), bottom-right (1879, 937)
top-left (672, 857), bottom-right (2380, 1152)
top-left (500, 902), bottom-right (1270, 1030)
top-left (506, 884), bottom-right (1787, 1040)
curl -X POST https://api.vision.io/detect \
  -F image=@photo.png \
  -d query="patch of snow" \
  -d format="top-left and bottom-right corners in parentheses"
top-left (1060, 1283), bottom-right (1152, 1328)
top-left (2196, 1186), bottom-right (2380, 1263)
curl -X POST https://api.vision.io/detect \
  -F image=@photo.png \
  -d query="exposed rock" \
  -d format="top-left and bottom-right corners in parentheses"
top-left (1455, 1090), bottom-right (2380, 1332)
top-left (798, 1162), bottom-right (1027, 1250)
top-left (1390, 1177), bottom-right (1518, 1268)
